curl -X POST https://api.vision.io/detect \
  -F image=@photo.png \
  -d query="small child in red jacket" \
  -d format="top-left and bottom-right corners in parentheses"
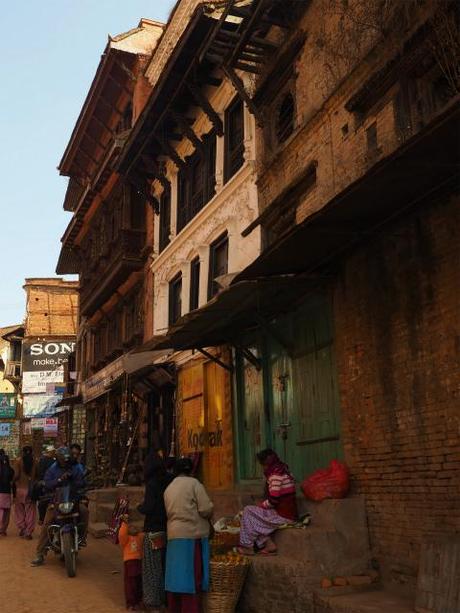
top-left (119, 514), bottom-right (144, 610)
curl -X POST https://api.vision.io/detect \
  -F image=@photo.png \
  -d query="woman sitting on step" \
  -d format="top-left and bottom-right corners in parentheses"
top-left (238, 449), bottom-right (297, 556)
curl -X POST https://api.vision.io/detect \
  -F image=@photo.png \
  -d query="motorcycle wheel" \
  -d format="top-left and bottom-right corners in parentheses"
top-left (63, 532), bottom-right (76, 578)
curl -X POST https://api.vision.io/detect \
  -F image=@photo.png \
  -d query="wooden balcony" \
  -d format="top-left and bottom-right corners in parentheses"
top-left (80, 228), bottom-right (146, 316)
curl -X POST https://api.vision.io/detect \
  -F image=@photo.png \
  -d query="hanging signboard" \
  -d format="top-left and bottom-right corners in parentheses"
top-left (44, 418), bottom-right (58, 437)
top-left (0, 393), bottom-right (16, 418)
top-left (21, 339), bottom-right (75, 393)
top-left (0, 423), bottom-right (11, 437)
top-left (23, 394), bottom-right (64, 418)
top-left (31, 418), bottom-right (46, 430)
top-left (23, 421), bottom-right (32, 436)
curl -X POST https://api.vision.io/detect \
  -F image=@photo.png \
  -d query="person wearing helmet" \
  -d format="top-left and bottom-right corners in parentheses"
top-left (31, 447), bottom-right (87, 566)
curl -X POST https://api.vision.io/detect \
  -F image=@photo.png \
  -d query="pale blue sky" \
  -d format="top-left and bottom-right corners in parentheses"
top-left (0, 0), bottom-right (174, 327)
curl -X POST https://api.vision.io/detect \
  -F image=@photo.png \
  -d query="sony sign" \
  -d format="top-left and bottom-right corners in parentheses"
top-left (22, 338), bottom-right (76, 393)
top-left (30, 342), bottom-right (75, 356)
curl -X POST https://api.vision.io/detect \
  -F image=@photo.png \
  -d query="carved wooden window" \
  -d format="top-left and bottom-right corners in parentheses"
top-left (208, 232), bottom-right (228, 300)
top-left (189, 256), bottom-right (200, 312)
top-left (177, 132), bottom-right (216, 233)
top-left (169, 273), bottom-right (182, 326)
top-left (276, 92), bottom-right (295, 144)
top-left (224, 97), bottom-right (244, 183)
top-left (159, 187), bottom-right (171, 253)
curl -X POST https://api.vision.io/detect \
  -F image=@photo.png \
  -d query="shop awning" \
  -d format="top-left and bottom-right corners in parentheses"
top-left (82, 349), bottom-right (172, 403)
top-left (54, 395), bottom-right (82, 408)
top-left (137, 275), bottom-right (318, 352)
top-left (236, 100), bottom-right (460, 282)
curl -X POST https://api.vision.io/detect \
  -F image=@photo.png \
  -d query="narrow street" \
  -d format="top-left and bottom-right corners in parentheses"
top-left (0, 527), bottom-right (126, 613)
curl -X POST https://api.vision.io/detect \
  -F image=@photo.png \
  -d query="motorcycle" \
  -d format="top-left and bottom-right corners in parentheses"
top-left (45, 482), bottom-right (87, 578)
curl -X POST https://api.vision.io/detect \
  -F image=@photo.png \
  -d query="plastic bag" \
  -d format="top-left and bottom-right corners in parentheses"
top-left (301, 460), bottom-right (350, 501)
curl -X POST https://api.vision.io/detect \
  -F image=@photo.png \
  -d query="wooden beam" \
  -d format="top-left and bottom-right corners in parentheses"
top-left (78, 147), bottom-right (99, 168)
top-left (92, 113), bottom-right (115, 135)
top-left (170, 111), bottom-right (204, 152)
top-left (127, 173), bottom-right (159, 213)
top-left (186, 82), bottom-right (223, 136)
top-left (234, 61), bottom-right (264, 74)
top-left (141, 154), bottom-right (170, 192)
top-left (106, 72), bottom-right (132, 98)
top-left (154, 135), bottom-right (186, 172)
top-left (217, 29), bottom-right (278, 50)
top-left (196, 348), bottom-right (233, 372)
top-left (83, 130), bottom-right (108, 153)
top-left (222, 65), bottom-right (264, 126)
top-left (99, 95), bottom-right (124, 118)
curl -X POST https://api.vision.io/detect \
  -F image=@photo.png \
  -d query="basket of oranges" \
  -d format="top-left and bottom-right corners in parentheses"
top-left (206, 551), bottom-right (251, 613)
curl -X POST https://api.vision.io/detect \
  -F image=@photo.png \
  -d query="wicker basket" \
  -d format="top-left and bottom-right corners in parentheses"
top-left (206, 558), bottom-right (251, 613)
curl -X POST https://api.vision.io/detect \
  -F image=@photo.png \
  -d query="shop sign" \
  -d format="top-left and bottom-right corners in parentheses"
top-left (23, 421), bottom-right (32, 435)
top-left (22, 369), bottom-right (65, 393)
top-left (23, 394), bottom-right (64, 418)
top-left (22, 339), bottom-right (75, 371)
top-left (0, 393), bottom-right (16, 418)
top-left (31, 418), bottom-right (46, 430)
top-left (82, 355), bottom-right (125, 403)
top-left (0, 423), bottom-right (11, 437)
top-left (44, 418), bottom-right (58, 437)
top-left (22, 339), bottom-right (75, 393)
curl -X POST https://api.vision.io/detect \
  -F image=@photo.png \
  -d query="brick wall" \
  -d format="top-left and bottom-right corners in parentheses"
top-left (333, 192), bottom-right (460, 586)
top-left (24, 279), bottom-right (79, 337)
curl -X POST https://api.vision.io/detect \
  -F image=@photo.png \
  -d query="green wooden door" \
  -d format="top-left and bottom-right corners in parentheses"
top-left (235, 339), bottom-right (268, 480)
top-left (268, 296), bottom-right (342, 480)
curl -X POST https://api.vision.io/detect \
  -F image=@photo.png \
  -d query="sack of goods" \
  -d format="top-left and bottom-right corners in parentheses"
top-left (301, 460), bottom-right (350, 502)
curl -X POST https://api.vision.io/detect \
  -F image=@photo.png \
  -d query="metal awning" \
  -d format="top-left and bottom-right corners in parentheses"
top-left (137, 276), bottom-right (318, 353)
top-left (236, 100), bottom-right (460, 282)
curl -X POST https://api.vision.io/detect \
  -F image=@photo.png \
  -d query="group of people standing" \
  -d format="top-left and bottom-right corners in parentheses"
top-left (123, 448), bottom-right (297, 613)
top-left (121, 455), bottom-right (213, 612)
top-left (0, 443), bottom-right (84, 540)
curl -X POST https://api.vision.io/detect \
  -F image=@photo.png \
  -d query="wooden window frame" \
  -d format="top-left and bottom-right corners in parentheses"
top-left (177, 131), bottom-right (216, 233)
top-left (169, 273), bottom-right (183, 326)
top-left (208, 232), bottom-right (229, 300)
top-left (159, 186), bottom-right (171, 253)
top-left (189, 256), bottom-right (200, 312)
top-left (224, 97), bottom-right (245, 183)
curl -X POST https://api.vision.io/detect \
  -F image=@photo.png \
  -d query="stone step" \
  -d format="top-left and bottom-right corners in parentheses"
top-left (273, 525), bottom-right (370, 576)
top-left (313, 589), bottom-right (414, 613)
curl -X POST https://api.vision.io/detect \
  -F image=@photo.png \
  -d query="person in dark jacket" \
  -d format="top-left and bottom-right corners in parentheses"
top-left (138, 452), bottom-right (173, 611)
top-left (31, 447), bottom-right (87, 566)
top-left (35, 445), bottom-right (55, 525)
top-left (0, 454), bottom-right (15, 536)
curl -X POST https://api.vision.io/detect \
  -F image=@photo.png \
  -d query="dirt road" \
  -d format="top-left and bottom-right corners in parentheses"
top-left (0, 525), bottom-right (127, 613)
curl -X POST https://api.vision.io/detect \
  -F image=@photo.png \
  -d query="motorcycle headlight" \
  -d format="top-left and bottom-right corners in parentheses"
top-left (58, 502), bottom-right (74, 514)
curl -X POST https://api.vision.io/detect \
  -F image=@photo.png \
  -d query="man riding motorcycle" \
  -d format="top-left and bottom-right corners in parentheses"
top-left (31, 446), bottom-right (88, 567)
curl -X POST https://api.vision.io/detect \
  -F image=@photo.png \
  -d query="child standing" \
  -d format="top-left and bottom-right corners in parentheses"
top-left (119, 515), bottom-right (144, 610)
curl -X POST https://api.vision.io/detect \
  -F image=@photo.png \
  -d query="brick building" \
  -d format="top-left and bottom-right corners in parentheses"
top-left (21, 278), bottom-right (79, 455)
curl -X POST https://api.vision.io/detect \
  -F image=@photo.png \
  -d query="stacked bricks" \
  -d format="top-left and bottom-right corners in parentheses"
top-left (333, 193), bottom-right (460, 586)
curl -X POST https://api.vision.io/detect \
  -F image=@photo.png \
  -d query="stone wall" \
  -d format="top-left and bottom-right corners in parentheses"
top-left (333, 193), bottom-right (460, 586)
